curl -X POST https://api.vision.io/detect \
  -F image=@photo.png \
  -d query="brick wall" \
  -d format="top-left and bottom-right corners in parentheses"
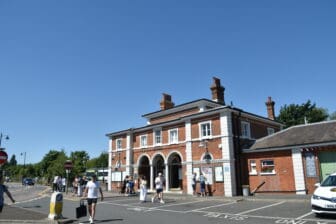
top-left (245, 150), bottom-right (296, 193)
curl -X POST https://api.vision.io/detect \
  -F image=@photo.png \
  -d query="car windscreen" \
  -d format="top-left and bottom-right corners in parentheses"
top-left (321, 175), bottom-right (336, 187)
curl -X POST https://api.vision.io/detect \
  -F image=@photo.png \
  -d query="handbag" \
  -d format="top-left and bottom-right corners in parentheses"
top-left (76, 199), bottom-right (87, 218)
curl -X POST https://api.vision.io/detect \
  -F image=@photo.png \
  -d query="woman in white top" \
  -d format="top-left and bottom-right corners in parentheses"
top-left (139, 176), bottom-right (147, 203)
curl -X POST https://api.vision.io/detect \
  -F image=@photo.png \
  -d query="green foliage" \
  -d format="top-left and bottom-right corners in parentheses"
top-left (70, 151), bottom-right (90, 175)
top-left (277, 100), bottom-right (329, 128)
top-left (330, 111), bottom-right (336, 120)
top-left (2, 149), bottom-right (104, 184)
top-left (9, 155), bottom-right (17, 166)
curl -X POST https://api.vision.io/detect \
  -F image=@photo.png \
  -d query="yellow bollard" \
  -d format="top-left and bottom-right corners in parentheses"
top-left (48, 192), bottom-right (63, 220)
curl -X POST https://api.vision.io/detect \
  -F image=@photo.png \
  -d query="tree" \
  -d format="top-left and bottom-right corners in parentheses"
top-left (95, 152), bottom-right (108, 168)
top-left (70, 150), bottom-right (90, 175)
top-left (39, 150), bottom-right (68, 182)
top-left (330, 111), bottom-right (336, 120)
top-left (277, 100), bottom-right (328, 128)
top-left (9, 155), bottom-right (17, 166)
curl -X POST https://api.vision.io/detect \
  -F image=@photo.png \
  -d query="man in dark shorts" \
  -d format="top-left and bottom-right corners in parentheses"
top-left (151, 172), bottom-right (165, 204)
top-left (84, 175), bottom-right (103, 224)
top-left (0, 175), bottom-right (15, 213)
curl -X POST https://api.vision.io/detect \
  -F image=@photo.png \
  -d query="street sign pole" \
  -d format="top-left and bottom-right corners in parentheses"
top-left (64, 160), bottom-right (73, 195)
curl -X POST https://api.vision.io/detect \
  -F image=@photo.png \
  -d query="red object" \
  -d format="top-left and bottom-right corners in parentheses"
top-left (0, 151), bottom-right (8, 165)
top-left (64, 160), bottom-right (73, 169)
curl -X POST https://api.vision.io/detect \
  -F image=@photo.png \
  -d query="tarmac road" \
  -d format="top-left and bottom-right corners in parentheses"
top-left (2, 184), bottom-right (336, 224)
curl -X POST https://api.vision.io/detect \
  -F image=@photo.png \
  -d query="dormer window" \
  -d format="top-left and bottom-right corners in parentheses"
top-left (241, 121), bottom-right (251, 139)
top-left (267, 127), bottom-right (275, 135)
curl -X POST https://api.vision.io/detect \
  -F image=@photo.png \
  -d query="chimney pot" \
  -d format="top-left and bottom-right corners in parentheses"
top-left (210, 77), bottom-right (225, 105)
top-left (160, 93), bottom-right (174, 110)
top-left (265, 96), bottom-right (275, 120)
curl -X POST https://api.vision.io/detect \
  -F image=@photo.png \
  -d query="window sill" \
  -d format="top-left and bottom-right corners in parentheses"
top-left (260, 172), bottom-right (276, 176)
top-left (249, 172), bottom-right (258, 176)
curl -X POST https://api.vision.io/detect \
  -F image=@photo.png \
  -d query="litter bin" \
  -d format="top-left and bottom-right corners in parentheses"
top-left (242, 185), bottom-right (250, 196)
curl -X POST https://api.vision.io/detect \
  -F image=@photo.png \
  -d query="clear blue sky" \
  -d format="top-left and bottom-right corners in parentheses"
top-left (1, 1), bottom-right (335, 164)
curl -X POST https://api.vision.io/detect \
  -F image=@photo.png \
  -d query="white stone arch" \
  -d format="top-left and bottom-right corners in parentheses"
top-left (151, 152), bottom-right (167, 164)
top-left (167, 150), bottom-right (184, 162)
top-left (151, 152), bottom-right (166, 189)
top-left (200, 151), bottom-right (213, 161)
top-left (167, 150), bottom-right (184, 190)
top-left (136, 153), bottom-right (151, 186)
top-left (136, 153), bottom-right (151, 166)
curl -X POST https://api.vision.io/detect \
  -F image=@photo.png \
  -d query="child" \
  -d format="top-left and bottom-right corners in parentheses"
top-left (0, 175), bottom-right (15, 213)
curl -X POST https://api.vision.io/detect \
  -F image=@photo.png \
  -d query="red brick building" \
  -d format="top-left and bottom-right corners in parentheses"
top-left (244, 120), bottom-right (336, 195)
top-left (106, 77), bottom-right (282, 196)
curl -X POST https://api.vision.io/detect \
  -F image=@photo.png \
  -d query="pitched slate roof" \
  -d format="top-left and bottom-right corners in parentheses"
top-left (249, 120), bottom-right (336, 150)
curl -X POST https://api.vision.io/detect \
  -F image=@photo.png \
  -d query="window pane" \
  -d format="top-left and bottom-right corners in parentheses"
top-left (155, 130), bottom-right (161, 144)
top-left (201, 123), bottom-right (211, 137)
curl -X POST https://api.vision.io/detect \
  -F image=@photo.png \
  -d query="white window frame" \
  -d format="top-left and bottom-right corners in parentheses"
top-left (140, 135), bottom-right (148, 148)
top-left (241, 121), bottom-right (251, 139)
top-left (249, 160), bottom-right (257, 175)
top-left (199, 121), bottom-right (212, 139)
top-left (267, 127), bottom-right (275, 135)
top-left (116, 139), bottom-right (122, 151)
top-left (153, 129), bottom-right (162, 146)
top-left (260, 159), bottom-right (276, 175)
top-left (168, 128), bottom-right (178, 144)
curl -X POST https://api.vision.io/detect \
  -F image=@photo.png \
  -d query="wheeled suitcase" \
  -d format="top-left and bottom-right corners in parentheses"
top-left (75, 198), bottom-right (87, 218)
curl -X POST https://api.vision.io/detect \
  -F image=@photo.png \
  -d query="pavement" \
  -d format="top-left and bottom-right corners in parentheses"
top-left (0, 188), bottom-right (312, 224)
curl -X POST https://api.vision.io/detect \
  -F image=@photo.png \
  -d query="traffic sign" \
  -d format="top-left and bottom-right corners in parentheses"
top-left (64, 160), bottom-right (73, 169)
top-left (0, 150), bottom-right (8, 165)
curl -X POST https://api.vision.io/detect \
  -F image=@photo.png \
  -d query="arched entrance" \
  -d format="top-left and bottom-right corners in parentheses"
top-left (152, 155), bottom-right (165, 184)
top-left (138, 156), bottom-right (150, 186)
top-left (168, 153), bottom-right (182, 189)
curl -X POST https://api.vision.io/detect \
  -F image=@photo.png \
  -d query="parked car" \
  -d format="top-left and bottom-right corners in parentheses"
top-left (311, 172), bottom-right (336, 215)
top-left (22, 178), bottom-right (35, 186)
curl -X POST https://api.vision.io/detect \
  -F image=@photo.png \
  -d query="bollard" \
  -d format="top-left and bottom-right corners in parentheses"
top-left (48, 192), bottom-right (63, 220)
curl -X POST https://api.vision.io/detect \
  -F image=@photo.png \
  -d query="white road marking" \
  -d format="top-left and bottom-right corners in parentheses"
top-left (186, 201), bottom-right (237, 212)
top-left (102, 199), bottom-right (336, 223)
top-left (236, 201), bottom-right (286, 215)
top-left (296, 211), bottom-right (313, 219)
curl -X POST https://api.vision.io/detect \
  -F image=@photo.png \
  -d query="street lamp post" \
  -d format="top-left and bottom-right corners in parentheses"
top-left (21, 152), bottom-right (26, 168)
top-left (0, 133), bottom-right (9, 149)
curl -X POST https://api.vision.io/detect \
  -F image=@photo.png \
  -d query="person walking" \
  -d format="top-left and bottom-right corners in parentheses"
top-left (0, 175), bottom-right (15, 213)
top-left (191, 172), bottom-right (197, 196)
top-left (139, 176), bottom-right (147, 203)
top-left (152, 172), bottom-right (165, 204)
top-left (84, 175), bottom-right (103, 224)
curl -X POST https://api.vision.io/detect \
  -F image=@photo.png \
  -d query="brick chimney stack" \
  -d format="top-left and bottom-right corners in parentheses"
top-left (210, 77), bottom-right (225, 105)
top-left (160, 93), bottom-right (175, 110)
top-left (265, 96), bottom-right (275, 120)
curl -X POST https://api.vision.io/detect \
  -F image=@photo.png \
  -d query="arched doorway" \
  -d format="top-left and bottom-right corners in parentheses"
top-left (168, 153), bottom-right (182, 189)
top-left (138, 156), bottom-right (150, 187)
top-left (152, 155), bottom-right (165, 184)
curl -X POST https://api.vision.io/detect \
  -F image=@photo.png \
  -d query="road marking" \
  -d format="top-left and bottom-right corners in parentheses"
top-left (296, 211), bottom-right (313, 219)
top-left (188, 201), bottom-right (237, 212)
top-left (236, 201), bottom-right (286, 215)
